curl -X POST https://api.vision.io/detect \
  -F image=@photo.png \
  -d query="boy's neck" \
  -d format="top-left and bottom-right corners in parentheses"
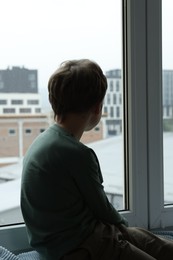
top-left (56, 112), bottom-right (90, 141)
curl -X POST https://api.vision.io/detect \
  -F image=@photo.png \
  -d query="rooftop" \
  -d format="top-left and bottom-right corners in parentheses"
top-left (0, 133), bottom-right (173, 212)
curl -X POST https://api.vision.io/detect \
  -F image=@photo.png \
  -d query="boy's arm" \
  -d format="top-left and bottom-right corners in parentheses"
top-left (71, 148), bottom-right (128, 227)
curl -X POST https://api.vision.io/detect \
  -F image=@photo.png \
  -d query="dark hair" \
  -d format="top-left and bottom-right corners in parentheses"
top-left (48, 59), bottom-right (107, 120)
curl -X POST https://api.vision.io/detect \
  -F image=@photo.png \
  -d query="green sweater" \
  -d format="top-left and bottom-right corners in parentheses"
top-left (21, 124), bottom-right (127, 260)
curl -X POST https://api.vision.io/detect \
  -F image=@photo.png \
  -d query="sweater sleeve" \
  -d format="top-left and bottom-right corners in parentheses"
top-left (70, 147), bottom-right (128, 226)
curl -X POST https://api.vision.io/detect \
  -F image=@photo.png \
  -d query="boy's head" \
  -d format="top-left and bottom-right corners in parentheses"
top-left (48, 59), bottom-right (107, 120)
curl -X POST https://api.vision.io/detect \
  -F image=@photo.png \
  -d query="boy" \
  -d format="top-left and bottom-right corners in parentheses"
top-left (21, 59), bottom-right (173, 260)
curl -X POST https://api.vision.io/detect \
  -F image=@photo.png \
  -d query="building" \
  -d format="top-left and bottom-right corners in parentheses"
top-left (0, 135), bottom-right (125, 226)
top-left (0, 66), bottom-right (38, 93)
top-left (0, 66), bottom-right (49, 159)
top-left (0, 66), bottom-right (41, 115)
top-left (103, 69), bottom-right (173, 135)
top-left (0, 115), bottom-right (49, 158)
top-left (0, 93), bottom-right (42, 115)
top-left (102, 69), bottom-right (123, 137)
top-left (80, 121), bottom-right (104, 144)
top-left (162, 70), bottom-right (173, 119)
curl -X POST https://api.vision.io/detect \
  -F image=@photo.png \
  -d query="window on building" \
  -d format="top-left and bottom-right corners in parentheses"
top-left (11, 100), bottom-right (23, 105)
top-left (35, 108), bottom-right (41, 113)
top-left (103, 106), bottom-right (108, 115)
top-left (0, 82), bottom-right (4, 90)
top-left (94, 126), bottom-right (100, 132)
top-left (40, 128), bottom-right (45, 133)
top-left (113, 94), bottom-right (117, 104)
top-left (28, 74), bottom-right (35, 81)
top-left (110, 80), bottom-right (114, 91)
top-left (116, 80), bottom-right (120, 91)
top-left (110, 106), bottom-right (114, 117)
top-left (116, 107), bottom-right (120, 118)
top-left (119, 94), bottom-right (122, 104)
top-left (25, 129), bottom-right (32, 135)
top-left (0, 100), bottom-right (7, 105)
top-left (27, 100), bottom-right (39, 105)
top-left (107, 93), bottom-right (111, 104)
top-left (3, 108), bottom-right (15, 113)
top-left (28, 74), bottom-right (37, 89)
top-left (19, 108), bottom-right (31, 113)
top-left (8, 129), bottom-right (16, 135)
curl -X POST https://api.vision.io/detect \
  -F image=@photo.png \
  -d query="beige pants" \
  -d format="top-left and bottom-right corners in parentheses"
top-left (62, 222), bottom-right (173, 260)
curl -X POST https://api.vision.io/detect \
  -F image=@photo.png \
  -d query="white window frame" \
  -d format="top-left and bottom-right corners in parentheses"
top-left (121, 0), bottom-right (149, 228)
top-left (146, 0), bottom-right (173, 229)
top-left (122, 0), bottom-right (173, 229)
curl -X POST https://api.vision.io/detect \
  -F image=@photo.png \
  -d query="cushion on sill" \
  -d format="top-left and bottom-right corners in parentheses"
top-left (152, 230), bottom-right (173, 240)
top-left (0, 246), bottom-right (41, 260)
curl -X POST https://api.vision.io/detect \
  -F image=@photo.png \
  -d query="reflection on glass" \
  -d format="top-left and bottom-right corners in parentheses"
top-left (162, 0), bottom-right (173, 204)
top-left (0, 0), bottom-right (124, 225)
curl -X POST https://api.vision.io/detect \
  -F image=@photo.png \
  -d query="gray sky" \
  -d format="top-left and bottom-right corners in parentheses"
top-left (162, 0), bottom-right (173, 70)
top-left (0, 0), bottom-right (122, 89)
top-left (0, 0), bottom-right (172, 90)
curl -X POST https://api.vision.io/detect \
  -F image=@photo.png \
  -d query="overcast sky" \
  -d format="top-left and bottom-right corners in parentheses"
top-left (0, 0), bottom-right (122, 89)
top-left (162, 0), bottom-right (173, 70)
top-left (0, 0), bottom-right (172, 90)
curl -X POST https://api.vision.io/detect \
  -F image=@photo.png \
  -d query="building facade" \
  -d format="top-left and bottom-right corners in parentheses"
top-left (0, 115), bottom-right (49, 158)
top-left (102, 69), bottom-right (173, 135)
top-left (0, 66), bottom-right (46, 159)
top-left (0, 93), bottom-right (41, 115)
top-left (162, 70), bottom-right (173, 119)
top-left (0, 67), bottom-right (41, 115)
top-left (102, 69), bottom-right (123, 137)
top-left (0, 66), bottom-right (38, 93)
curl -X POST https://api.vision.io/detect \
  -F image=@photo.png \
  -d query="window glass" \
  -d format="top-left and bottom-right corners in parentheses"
top-left (11, 100), bottom-right (23, 105)
top-left (0, 0), bottom-right (125, 225)
top-left (162, 0), bottom-right (173, 204)
top-left (8, 129), bottom-right (16, 136)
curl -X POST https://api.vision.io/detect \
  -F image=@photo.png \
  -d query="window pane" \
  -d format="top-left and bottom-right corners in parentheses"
top-left (0, 0), bottom-right (125, 225)
top-left (162, 0), bottom-right (173, 204)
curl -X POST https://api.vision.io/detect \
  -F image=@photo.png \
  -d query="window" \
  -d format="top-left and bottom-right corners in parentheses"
top-left (27, 100), bottom-right (39, 105)
top-left (0, 0), bottom-right (126, 228)
top-left (11, 100), bottom-right (23, 105)
top-left (8, 129), bottom-right (16, 135)
top-left (116, 107), bottom-right (120, 118)
top-left (110, 80), bottom-right (114, 91)
top-left (25, 129), bottom-right (32, 135)
top-left (1, 0), bottom-right (172, 249)
top-left (3, 108), bottom-right (15, 113)
top-left (110, 106), bottom-right (114, 117)
top-left (35, 108), bottom-right (41, 113)
top-left (0, 82), bottom-right (4, 90)
top-left (94, 127), bottom-right (100, 132)
top-left (119, 94), bottom-right (122, 104)
top-left (113, 94), bottom-right (117, 104)
top-left (28, 74), bottom-right (35, 81)
top-left (28, 73), bottom-right (37, 89)
top-left (116, 80), bottom-right (120, 91)
top-left (0, 100), bottom-right (7, 105)
top-left (125, 0), bottom-right (173, 229)
top-left (19, 108), bottom-right (31, 113)
top-left (107, 93), bottom-right (111, 104)
top-left (104, 106), bottom-right (108, 115)
top-left (40, 128), bottom-right (45, 133)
